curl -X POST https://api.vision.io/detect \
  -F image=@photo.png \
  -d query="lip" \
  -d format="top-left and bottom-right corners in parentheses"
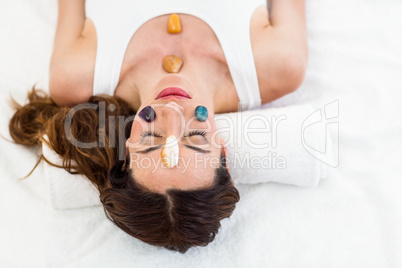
top-left (156, 87), bottom-right (191, 100)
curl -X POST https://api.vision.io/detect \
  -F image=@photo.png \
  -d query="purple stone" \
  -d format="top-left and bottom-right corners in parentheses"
top-left (138, 106), bottom-right (156, 122)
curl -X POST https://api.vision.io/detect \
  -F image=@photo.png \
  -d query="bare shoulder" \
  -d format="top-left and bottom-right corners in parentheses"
top-left (49, 19), bottom-right (97, 106)
top-left (250, 3), bottom-right (308, 104)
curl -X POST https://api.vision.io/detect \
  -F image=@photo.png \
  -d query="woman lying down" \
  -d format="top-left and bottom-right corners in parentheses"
top-left (9, 0), bottom-right (307, 253)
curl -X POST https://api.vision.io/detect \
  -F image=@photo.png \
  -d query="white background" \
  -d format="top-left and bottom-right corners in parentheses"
top-left (0, 0), bottom-right (401, 267)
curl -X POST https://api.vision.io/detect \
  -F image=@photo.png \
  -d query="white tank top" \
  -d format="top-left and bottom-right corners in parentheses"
top-left (86, 0), bottom-right (265, 110)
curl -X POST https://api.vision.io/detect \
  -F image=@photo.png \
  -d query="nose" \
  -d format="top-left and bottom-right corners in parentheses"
top-left (160, 102), bottom-right (185, 137)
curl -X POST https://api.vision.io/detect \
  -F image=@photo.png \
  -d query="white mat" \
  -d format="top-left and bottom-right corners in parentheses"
top-left (1, 0), bottom-right (402, 267)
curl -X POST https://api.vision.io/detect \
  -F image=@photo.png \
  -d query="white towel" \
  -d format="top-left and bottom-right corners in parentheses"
top-left (42, 104), bottom-right (330, 209)
top-left (42, 137), bottom-right (101, 209)
top-left (215, 104), bottom-right (330, 187)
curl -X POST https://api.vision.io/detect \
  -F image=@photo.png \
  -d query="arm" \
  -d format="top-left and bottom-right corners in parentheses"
top-left (253, 0), bottom-right (308, 104)
top-left (49, 0), bottom-right (94, 106)
top-left (268, 0), bottom-right (307, 55)
top-left (54, 0), bottom-right (86, 49)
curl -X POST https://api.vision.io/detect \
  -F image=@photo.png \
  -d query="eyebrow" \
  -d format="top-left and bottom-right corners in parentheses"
top-left (136, 144), bottom-right (163, 154)
top-left (135, 144), bottom-right (211, 154)
top-left (183, 144), bottom-right (211, 154)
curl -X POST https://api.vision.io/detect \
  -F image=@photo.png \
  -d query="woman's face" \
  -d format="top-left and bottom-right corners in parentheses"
top-left (126, 74), bottom-right (225, 193)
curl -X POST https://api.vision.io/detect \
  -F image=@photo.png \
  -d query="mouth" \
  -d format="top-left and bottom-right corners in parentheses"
top-left (156, 87), bottom-right (191, 100)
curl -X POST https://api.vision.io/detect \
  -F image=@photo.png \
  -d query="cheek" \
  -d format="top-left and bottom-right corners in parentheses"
top-left (128, 119), bottom-right (145, 143)
top-left (187, 117), bottom-right (212, 132)
top-left (210, 133), bottom-right (224, 149)
top-left (187, 153), bottom-right (219, 171)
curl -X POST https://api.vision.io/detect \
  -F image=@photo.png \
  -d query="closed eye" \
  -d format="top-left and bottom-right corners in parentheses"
top-left (185, 130), bottom-right (206, 137)
top-left (141, 130), bottom-right (206, 138)
top-left (141, 131), bottom-right (163, 138)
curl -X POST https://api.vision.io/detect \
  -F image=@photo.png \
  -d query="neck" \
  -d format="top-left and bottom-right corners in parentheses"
top-left (116, 37), bottom-right (237, 114)
top-left (114, 13), bottom-right (240, 114)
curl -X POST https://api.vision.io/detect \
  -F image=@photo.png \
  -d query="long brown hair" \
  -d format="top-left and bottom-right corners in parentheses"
top-left (9, 88), bottom-right (240, 253)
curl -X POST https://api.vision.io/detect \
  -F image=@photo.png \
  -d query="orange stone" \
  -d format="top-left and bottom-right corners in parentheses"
top-left (167, 14), bottom-right (182, 34)
top-left (162, 55), bottom-right (183, 73)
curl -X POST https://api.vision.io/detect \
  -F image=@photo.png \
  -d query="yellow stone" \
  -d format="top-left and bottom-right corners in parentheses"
top-left (168, 14), bottom-right (182, 34)
top-left (161, 135), bottom-right (179, 168)
top-left (162, 55), bottom-right (183, 73)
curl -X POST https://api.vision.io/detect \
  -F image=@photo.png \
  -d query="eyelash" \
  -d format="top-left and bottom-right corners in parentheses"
top-left (141, 131), bottom-right (163, 138)
top-left (188, 130), bottom-right (206, 137)
top-left (141, 130), bottom-right (206, 137)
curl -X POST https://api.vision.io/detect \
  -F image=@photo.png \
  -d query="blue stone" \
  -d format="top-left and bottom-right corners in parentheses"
top-left (138, 106), bottom-right (156, 122)
top-left (195, 105), bottom-right (208, 122)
